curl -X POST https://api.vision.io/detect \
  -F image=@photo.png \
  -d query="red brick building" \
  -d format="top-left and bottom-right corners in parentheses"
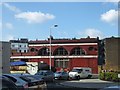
top-left (11, 37), bottom-right (100, 74)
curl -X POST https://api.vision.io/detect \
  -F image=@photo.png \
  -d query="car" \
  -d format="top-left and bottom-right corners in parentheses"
top-left (3, 74), bottom-right (29, 89)
top-left (100, 86), bottom-right (120, 90)
top-left (54, 71), bottom-right (69, 80)
top-left (0, 76), bottom-right (18, 90)
top-left (20, 75), bottom-right (47, 90)
top-left (69, 67), bottom-right (92, 80)
top-left (3, 74), bottom-right (47, 90)
top-left (35, 70), bottom-right (54, 82)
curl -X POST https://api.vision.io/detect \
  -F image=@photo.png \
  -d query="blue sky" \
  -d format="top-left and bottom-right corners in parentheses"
top-left (1, 2), bottom-right (118, 41)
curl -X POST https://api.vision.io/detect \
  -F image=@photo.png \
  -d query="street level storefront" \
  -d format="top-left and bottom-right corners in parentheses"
top-left (11, 37), bottom-right (100, 74)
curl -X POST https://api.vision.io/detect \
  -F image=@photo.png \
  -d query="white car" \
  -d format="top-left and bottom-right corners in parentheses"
top-left (69, 67), bottom-right (92, 80)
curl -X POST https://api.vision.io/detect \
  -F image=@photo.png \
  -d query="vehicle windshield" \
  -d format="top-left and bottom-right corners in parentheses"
top-left (36, 71), bottom-right (44, 75)
top-left (71, 69), bottom-right (83, 73)
top-left (55, 72), bottom-right (61, 74)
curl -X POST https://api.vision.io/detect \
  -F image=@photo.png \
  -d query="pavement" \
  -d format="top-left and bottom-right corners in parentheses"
top-left (60, 79), bottom-right (119, 89)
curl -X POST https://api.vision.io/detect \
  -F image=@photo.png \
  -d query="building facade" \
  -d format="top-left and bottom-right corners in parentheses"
top-left (103, 37), bottom-right (120, 72)
top-left (10, 38), bottom-right (29, 53)
top-left (11, 37), bottom-right (100, 74)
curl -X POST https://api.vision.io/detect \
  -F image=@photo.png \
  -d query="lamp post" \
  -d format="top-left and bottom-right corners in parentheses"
top-left (49, 24), bottom-right (58, 71)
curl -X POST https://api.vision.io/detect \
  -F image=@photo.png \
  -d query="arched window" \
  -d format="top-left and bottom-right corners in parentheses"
top-left (88, 47), bottom-right (94, 51)
top-left (38, 47), bottom-right (49, 56)
top-left (30, 48), bottom-right (38, 52)
top-left (70, 47), bottom-right (86, 55)
top-left (53, 47), bottom-right (68, 56)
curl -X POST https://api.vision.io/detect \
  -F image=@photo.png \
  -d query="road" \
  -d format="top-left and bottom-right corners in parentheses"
top-left (47, 80), bottom-right (99, 90)
top-left (46, 80), bottom-right (69, 89)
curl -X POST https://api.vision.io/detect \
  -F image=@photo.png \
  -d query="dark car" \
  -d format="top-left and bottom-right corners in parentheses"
top-left (3, 74), bottom-right (47, 90)
top-left (35, 70), bottom-right (54, 82)
top-left (54, 71), bottom-right (69, 80)
top-left (20, 75), bottom-right (47, 90)
top-left (3, 74), bottom-right (29, 89)
top-left (0, 76), bottom-right (18, 90)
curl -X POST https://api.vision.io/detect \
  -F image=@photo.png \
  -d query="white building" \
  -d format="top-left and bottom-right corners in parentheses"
top-left (10, 38), bottom-right (29, 53)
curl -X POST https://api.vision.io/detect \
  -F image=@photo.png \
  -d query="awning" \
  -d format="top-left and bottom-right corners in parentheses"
top-left (10, 61), bottom-right (26, 66)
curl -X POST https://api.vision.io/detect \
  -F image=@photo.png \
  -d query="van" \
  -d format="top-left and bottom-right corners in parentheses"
top-left (69, 67), bottom-right (92, 80)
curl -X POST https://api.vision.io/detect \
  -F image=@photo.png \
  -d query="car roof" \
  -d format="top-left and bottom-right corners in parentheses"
top-left (3, 74), bottom-right (27, 83)
top-left (0, 75), bottom-right (18, 90)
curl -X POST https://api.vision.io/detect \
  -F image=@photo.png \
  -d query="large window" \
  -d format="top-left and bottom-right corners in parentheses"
top-left (53, 47), bottom-right (68, 56)
top-left (70, 47), bottom-right (86, 55)
top-left (38, 47), bottom-right (49, 56)
top-left (54, 59), bottom-right (69, 68)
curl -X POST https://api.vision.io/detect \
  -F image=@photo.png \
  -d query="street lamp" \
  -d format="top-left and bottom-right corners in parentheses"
top-left (49, 24), bottom-right (58, 71)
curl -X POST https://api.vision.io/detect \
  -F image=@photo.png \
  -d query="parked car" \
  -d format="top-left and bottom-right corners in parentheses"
top-left (20, 75), bottom-right (47, 90)
top-left (100, 86), bottom-right (120, 90)
top-left (35, 70), bottom-right (54, 82)
top-left (3, 74), bottom-right (47, 90)
top-left (3, 74), bottom-right (29, 89)
top-left (54, 71), bottom-right (69, 80)
top-left (0, 76), bottom-right (18, 90)
top-left (69, 67), bottom-right (92, 80)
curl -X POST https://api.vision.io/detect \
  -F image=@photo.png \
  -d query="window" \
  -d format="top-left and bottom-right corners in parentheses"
top-left (19, 45), bottom-right (21, 47)
top-left (53, 47), bottom-right (68, 56)
top-left (54, 59), bottom-right (69, 68)
top-left (88, 47), bottom-right (94, 51)
top-left (24, 45), bottom-right (26, 47)
top-left (70, 47), bottom-right (86, 55)
top-left (38, 47), bottom-right (49, 56)
top-left (12, 45), bottom-right (15, 47)
top-left (72, 69), bottom-right (83, 73)
top-left (30, 48), bottom-right (35, 52)
top-left (19, 50), bottom-right (21, 53)
top-left (24, 50), bottom-right (26, 53)
top-left (85, 70), bottom-right (90, 72)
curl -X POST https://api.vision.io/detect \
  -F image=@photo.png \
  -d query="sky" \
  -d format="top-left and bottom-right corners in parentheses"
top-left (0, 1), bottom-right (119, 41)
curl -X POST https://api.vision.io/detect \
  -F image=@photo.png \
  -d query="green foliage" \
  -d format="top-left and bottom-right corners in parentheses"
top-left (99, 72), bottom-right (105, 80)
top-left (105, 72), bottom-right (112, 81)
top-left (99, 72), bottom-right (120, 82)
top-left (111, 72), bottom-right (119, 81)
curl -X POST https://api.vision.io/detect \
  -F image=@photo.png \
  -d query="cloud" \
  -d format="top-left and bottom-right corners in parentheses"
top-left (3, 3), bottom-right (55, 24)
top-left (3, 3), bottom-right (21, 13)
top-left (4, 22), bottom-right (13, 30)
top-left (79, 28), bottom-right (104, 39)
top-left (15, 11), bottom-right (55, 24)
top-left (101, 9), bottom-right (118, 25)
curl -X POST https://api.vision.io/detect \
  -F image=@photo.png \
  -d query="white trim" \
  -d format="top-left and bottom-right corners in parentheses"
top-left (29, 43), bottom-right (97, 47)
top-left (55, 59), bottom-right (69, 61)
top-left (10, 55), bottom-right (98, 59)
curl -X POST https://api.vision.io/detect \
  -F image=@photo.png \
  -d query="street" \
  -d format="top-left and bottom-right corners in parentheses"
top-left (47, 80), bottom-right (69, 89)
top-left (47, 80), bottom-right (99, 90)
